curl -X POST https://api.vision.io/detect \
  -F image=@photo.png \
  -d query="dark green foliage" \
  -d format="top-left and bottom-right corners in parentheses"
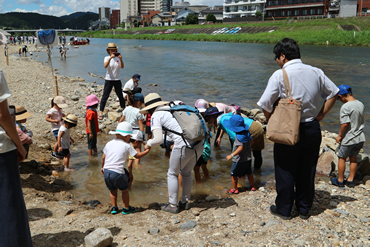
top-left (255, 11), bottom-right (262, 17)
top-left (206, 14), bottom-right (217, 23)
top-left (185, 13), bottom-right (198, 25)
top-left (65, 13), bottom-right (99, 29)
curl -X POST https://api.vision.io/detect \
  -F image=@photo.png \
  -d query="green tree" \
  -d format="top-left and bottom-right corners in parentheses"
top-left (206, 13), bottom-right (217, 23)
top-left (185, 13), bottom-right (198, 25)
top-left (144, 21), bottom-right (148, 27)
top-left (255, 11), bottom-right (262, 17)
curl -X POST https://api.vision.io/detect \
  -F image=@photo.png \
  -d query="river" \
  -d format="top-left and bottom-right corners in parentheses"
top-left (35, 38), bottom-right (370, 205)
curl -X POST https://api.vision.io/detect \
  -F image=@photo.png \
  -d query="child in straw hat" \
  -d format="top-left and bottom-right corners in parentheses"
top-left (15, 106), bottom-right (33, 159)
top-left (57, 114), bottom-right (77, 171)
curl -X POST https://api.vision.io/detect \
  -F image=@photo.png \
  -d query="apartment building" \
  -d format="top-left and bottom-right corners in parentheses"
top-left (99, 7), bottom-right (111, 21)
top-left (140, 0), bottom-right (161, 14)
top-left (120, 0), bottom-right (140, 22)
top-left (265, 0), bottom-right (326, 18)
top-left (110, 10), bottom-right (121, 28)
top-left (223, 0), bottom-right (266, 18)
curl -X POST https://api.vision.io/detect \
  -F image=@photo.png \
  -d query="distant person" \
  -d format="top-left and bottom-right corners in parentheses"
top-left (101, 122), bottom-right (150, 214)
top-left (0, 69), bottom-right (32, 246)
top-left (3, 44), bottom-right (7, 56)
top-left (85, 95), bottom-right (100, 157)
top-left (99, 43), bottom-right (125, 120)
top-left (257, 38), bottom-right (339, 220)
top-left (15, 106), bottom-right (33, 159)
top-left (57, 114), bottom-right (77, 171)
top-left (18, 46), bottom-right (22, 57)
top-left (331, 85), bottom-right (365, 188)
top-left (122, 74), bottom-right (141, 100)
top-left (22, 44), bottom-right (27, 57)
top-left (60, 44), bottom-right (68, 58)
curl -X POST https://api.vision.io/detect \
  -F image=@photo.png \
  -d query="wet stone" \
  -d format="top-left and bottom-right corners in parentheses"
top-left (264, 219), bottom-right (280, 228)
top-left (180, 220), bottom-right (196, 230)
top-left (148, 228), bottom-right (160, 235)
top-left (334, 209), bottom-right (349, 216)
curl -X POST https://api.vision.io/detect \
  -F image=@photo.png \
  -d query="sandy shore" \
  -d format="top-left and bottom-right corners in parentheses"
top-left (1, 44), bottom-right (370, 246)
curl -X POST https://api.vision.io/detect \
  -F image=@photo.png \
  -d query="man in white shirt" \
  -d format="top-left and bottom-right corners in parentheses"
top-left (257, 38), bottom-right (339, 220)
top-left (122, 74), bottom-right (141, 97)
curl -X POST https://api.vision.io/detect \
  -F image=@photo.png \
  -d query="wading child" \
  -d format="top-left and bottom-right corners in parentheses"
top-left (58, 114), bottom-right (77, 171)
top-left (127, 130), bottom-right (146, 187)
top-left (194, 137), bottom-right (211, 184)
top-left (46, 96), bottom-right (67, 159)
top-left (119, 93), bottom-right (145, 132)
top-left (101, 122), bottom-right (150, 214)
top-left (224, 114), bottom-right (255, 194)
top-left (85, 95), bottom-right (100, 156)
top-left (331, 85), bottom-right (365, 188)
top-left (15, 106), bottom-right (33, 159)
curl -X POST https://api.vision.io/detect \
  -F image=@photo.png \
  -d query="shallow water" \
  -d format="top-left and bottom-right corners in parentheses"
top-left (35, 38), bottom-right (370, 205)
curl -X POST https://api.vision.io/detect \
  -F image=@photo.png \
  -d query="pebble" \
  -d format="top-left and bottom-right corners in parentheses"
top-left (259, 221), bottom-right (266, 226)
top-left (180, 220), bottom-right (196, 230)
top-left (264, 219), bottom-right (280, 228)
top-left (59, 201), bottom-right (73, 205)
top-left (359, 217), bottom-right (370, 223)
top-left (205, 195), bottom-right (219, 202)
top-left (334, 209), bottom-right (350, 216)
top-left (148, 228), bottom-right (160, 235)
top-left (71, 95), bottom-right (79, 101)
top-left (229, 212), bottom-right (236, 217)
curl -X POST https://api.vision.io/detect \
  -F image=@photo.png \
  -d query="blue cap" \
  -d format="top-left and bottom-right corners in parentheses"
top-left (133, 93), bottom-right (144, 103)
top-left (223, 114), bottom-right (248, 133)
top-left (338, 85), bottom-right (352, 95)
top-left (204, 107), bottom-right (223, 117)
top-left (133, 74), bottom-right (141, 81)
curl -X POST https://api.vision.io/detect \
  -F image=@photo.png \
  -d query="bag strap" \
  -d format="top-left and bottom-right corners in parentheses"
top-left (282, 69), bottom-right (293, 100)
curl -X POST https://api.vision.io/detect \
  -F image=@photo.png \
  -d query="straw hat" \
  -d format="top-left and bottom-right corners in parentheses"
top-left (107, 43), bottom-right (118, 49)
top-left (62, 114), bottom-right (78, 124)
top-left (15, 105), bottom-right (32, 121)
top-left (109, 122), bottom-right (135, 137)
top-left (139, 93), bottom-right (169, 114)
top-left (54, 96), bottom-right (68, 108)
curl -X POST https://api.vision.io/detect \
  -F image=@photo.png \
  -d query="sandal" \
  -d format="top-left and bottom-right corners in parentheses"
top-left (98, 114), bottom-right (103, 120)
top-left (225, 188), bottom-right (239, 194)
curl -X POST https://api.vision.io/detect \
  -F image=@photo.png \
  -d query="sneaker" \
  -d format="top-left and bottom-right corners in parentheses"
top-left (225, 188), bottom-right (239, 194)
top-left (299, 213), bottom-right (310, 220)
top-left (161, 203), bottom-right (179, 214)
top-left (51, 152), bottom-right (63, 159)
top-left (330, 177), bottom-right (345, 187)
top-left (111, 206), bottom-right (119, 214)
top-left (178, 201), bottom-right (190, 210)
top-left (269, 205), bottom-right (291, 220)
top-left (122, 206), bottom-right (136, 215)
top-left (250, 187), bottom-right (256, 191)
top-left (346, 180), bottom-right (355, 188)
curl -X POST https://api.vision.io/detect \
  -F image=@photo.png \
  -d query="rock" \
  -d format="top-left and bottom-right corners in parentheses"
top-left (258, 187), bottom-right (265, 192)
top-left (316, 183), bottom-right (330, 191)
top-left (148, 202), bottom-right (160, 210)
top-left (99, 124), bottom-right (106, 130)
top-left (180, 220), bottom-right (196, 230)
top-left (250, 109), bottom-right (262, 118)
top-left (59, 201), bottom-right (73, 205)
top-left (264, 219), bottom-right (280, 228)
top-left (172, 219), bottom-right (180, 224)
top-left (259, 222), bottom-right (266, 226)
top-left (240, 229), bottom-right (247, 236)
top-left (84, 228), bottom-right (113, 247)
top-left (321, 137), bottom-right (338, 152)
top-left (333, 209), bottom-right (349, 216)
top-left (53, 179), bottom-right (66, 186)
top-left (211, 241), bottom-right (221, 246)
top-left (108, 112), bottom-right (121, 122)
top-left (86, 200), bottom-right (102, 208)
top-left (230, 212), bottom-right (236, 217)
top-left (148, 227), bottom-right (160, 235)
top-left (71, 95), bottom-right (79, 101)
top-left (240, 107), bottom-right (251, 117)
top-left (255, 113), bottom-right (267, 124)
top-left (316, 151), bottom-right (335, 177)
top-left (38, 143), bottom-right (52, 150)
top-left (205, 195), bottom-right (219, 202)
top-left (358, 156), bottom-right (370, 177)
top-left (103, 119), bottom-right (112, 125)
top-left (111, 102), bottom-right (120, 109)
top-left (28, 160), bottom-right (38, 169)
top-left (153, 84), bottom-right (158, 87)
top-left (360, 217), bottom-right (370, 223)
top-left (79, 78), bottom-right (85, 82)
top-left (363, 175), bottom-right (370, 184)
top-left (293, 239), bottom-right (306, 245)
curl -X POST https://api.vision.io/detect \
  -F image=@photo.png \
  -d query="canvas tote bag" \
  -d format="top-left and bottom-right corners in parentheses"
top-left (266, 69), bottom-right (301, 146)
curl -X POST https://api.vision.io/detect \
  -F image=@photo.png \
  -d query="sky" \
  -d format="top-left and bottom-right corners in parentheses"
top-left (0, 0), bottom-right (222, 17)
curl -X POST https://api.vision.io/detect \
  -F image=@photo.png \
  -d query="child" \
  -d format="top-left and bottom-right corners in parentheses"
top-left (224, 114), bottom-right (255, 194)
top-left (101, 122), bottom-right (150, 214)
top-left (57, 114), bottom-right (77, 171)
top-left (85, 95), bottom-right (100, 156)
top-left (127, 130), bottom-right (146, 188)
top-left (119, 93), bottom-right (145, 132)
top-left (194, 136), bottom-right (211, 184)
top-left (331, 85), bottom-right (365, 188)
top-left (46, 96), bottom-right (67, 159)
top-left (15, 106), bottom-right (33, 159)
top-left (145, 112), bottom-right (152, 139)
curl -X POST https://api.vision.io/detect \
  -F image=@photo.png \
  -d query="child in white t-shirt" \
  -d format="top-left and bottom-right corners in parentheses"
top-left (101, 122), bottom-right (150, 215)
top-left (119, 93), bottom-right (145, 132)
top-left (128, 130), bottom-right (146, 175)
top-left (57, 114), bottom-right (77, 171)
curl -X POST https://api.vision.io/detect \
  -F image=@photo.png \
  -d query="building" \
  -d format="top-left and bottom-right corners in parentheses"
top-left (142, 10), bottom-right (161, 24)
top-left (198, 9), bottom-right (223, 22)
top-left (174, 8), bottom-right (195, 22)
top-left (265, 0), bottom-right (326, 19)
top-left (188, 5), bottom-right (210, 12)
top-left (110, 9), bottom-right (121, 28)
top-left (140, 0), bottom-right (161, 14)
top-left (162, 0), bottom-right (173, 12)
top-left (214, 5), bottom-right (224, 10)
top-left (151, 12), bottom-right (173, 25)
top-left (120, 0), bottom-right (140, 22)
top-left (358, 0), bottom-right (370, 15)
top-left (99, 7), bottom-right (111, 21)
top-left (224, 0), bottom-right (265, 18)
top-left (339, 0), bottom-right (356, 17)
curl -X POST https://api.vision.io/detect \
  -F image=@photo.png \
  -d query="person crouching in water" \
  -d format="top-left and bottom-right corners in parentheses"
top-left (57, 114), bottom-right (77, 171)
top-left (224, 114), bottom-right (255, 194)
top-left (85, 95), bottom-right (100, 156)
top-left (101, 122), bottom-right (150, 215)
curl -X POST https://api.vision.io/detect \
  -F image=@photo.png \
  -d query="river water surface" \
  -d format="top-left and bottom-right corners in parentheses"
top-left (35, 38), bottom-right (370, 205)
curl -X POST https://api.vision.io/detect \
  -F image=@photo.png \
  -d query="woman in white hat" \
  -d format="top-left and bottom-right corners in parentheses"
top-left (99, 43), bottom-right (126, 120)
top-left (140, 93), bottom-right (204, 214)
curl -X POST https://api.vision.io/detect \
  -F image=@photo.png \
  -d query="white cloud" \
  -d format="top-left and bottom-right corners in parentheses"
top-left (16, 0), bottom-right (42, 5)
top-left (53, 0), bottom-right (119, 13)
top-left (12, 8), bottom-right (29, 12)
top-left (12, 5), bottom-right (69, 16)
top-left (188, 0), bottom-right (223, 7)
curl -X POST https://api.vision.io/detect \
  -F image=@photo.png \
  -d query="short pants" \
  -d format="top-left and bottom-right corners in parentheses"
top-left (58, 149), bottom-right (70, 157)
top-left (53, 129), bottom-right (59, 138)
top-left (195, 155), bottom-right (207, 166)
top-left (231, 160), bottom-right (252, 177)
top-left (87, 133), bottom-right (97, 150)
top-left (145, 125), bottom-right (152, 135)
top-left (337, 142), bottom-right (364, 159)
top-left (104, 168), bottom-right (130, 191)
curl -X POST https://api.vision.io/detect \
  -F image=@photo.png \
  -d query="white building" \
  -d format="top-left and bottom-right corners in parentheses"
top-left (140, 0), bottom-right (161, 14)
top-left (120, 0), bottom-right (139, 22)
top-left (223, 0), bottom-right (265, 18)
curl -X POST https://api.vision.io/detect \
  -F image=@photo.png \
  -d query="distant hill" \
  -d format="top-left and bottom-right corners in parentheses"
top-left (0, 12), bottom-right (99, 30)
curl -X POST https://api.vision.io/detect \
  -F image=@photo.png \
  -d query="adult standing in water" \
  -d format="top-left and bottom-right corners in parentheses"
top-left (257, 38), bottom-right (339, 220)
top-left (140, 93), bottom-right (204, 214)
top-left (99, 43), bottom-right (126, 120)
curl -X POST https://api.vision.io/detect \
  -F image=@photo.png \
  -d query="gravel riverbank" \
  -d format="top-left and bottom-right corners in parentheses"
top-left (2, 44), bottom-right (370, 246)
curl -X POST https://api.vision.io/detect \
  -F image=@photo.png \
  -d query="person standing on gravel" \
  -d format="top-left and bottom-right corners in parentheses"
top-left (0, 69), bottom-right (33, 246)
top-left (99, 43), bottom-right (126, 120)
top-left (257, 38), bottom-right (339, 220)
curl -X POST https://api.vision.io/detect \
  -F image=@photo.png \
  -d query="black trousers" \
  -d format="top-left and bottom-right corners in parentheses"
top-left (99, 80), bottom-right (126, 112)
top-left (274, 119), bottom-right (322, 216)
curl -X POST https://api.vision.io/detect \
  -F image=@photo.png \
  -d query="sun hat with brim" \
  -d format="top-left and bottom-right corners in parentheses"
top-left (338, 85), bottom-right (352, 96)
top-left (62, 114), bottom-right (78, 124)
top-left (86, 94), bottom-right (99, 109)
top-left (131, 130), bottom-right (145, 142)
top-left (139, 93), bottom-right (169, 114)
top-left (107, 43), bottom-right (118, 49)
top-left (195, 99), bottom-right (208, 113)
top-left (15, 105), bottom-right (32, 121)
top-left (204, 107), bottom-right (223, 117)
top-left (54, 96), bottom-right (68, 108)
top-left (223, 114), bottom-right (248, 133)
top-left (109, 122), bottom-right (135, 137)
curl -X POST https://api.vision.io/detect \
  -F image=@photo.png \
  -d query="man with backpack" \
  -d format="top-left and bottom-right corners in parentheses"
top-left (140, 93), bottom-right (205, 214)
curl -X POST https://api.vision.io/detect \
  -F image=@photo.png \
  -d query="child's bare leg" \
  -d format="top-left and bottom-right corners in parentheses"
top-left (63, 153), bottom-right (70, 169)
top-left (178, 173), bottom-right (183, 187)
top-left (122, 189), bottom-right (129, 209)
top-left (231, 176), bottom-right (238, 190)
top-left (247, 173), bottom-right (255, 188)
top-left (194, 165), bottom-right (201, 184)
top-left (110, 189), bottom-right (118, 207)
top-left (88, 149), bottom-right (93, 156)
top-left (93, 148), bottom-right (98, 156)
top-left (53, 141), bottom-right (58, 153)
top-left (201, 164), bottom-right (209, 178)
top-left (347, 156), bottom-right (358, 182)
top-left (338, 157), bottom-right (346, 182)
